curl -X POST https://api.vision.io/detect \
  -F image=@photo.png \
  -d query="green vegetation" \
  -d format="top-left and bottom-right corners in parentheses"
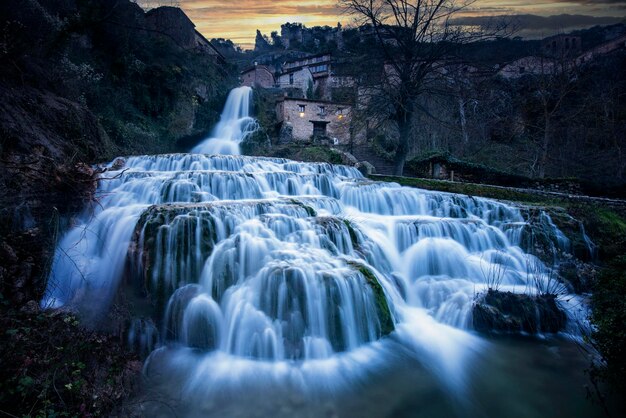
top-left (0, 306), bottom-right (139, 417)
top-left (252, 144), bottom-right (344, 164)
top-left (589, 257), bottom-right (626, 405)
top-left (370, 174), bottom-right (567, 205)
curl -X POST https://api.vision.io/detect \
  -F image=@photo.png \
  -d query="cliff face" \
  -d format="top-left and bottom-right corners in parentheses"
top-left (0, 0), bottom-right (235, 305)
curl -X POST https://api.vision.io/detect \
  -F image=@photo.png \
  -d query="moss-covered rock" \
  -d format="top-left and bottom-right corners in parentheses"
top-left (472, 289), bottom-right (567, 334)
top-left (346, 261), bottom-right (395, 336)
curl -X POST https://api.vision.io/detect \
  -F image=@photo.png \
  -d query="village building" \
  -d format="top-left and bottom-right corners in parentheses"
top-left (276, 98), bottom-right (352, 144)
top-left (277, 53), bottom-right (333, 100)
top-left (276, 66), bottom-right (314, 98)
top-left (498, 56), bottom-right (556, 79)
top-left (240, 64), bottom-right (275, 88)
top-left (541, 34), bottom-right (582, 57)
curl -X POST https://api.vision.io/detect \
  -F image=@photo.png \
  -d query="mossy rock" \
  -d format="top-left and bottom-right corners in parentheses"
top-left (346, 261), bottom-right (395, 336)
top-left (473, 289), bottom-right (567, 334)
top-left (130, 205), bottom-right (217, 316)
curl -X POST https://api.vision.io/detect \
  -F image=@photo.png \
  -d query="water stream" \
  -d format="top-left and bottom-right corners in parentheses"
top-left (41, 87), bottom-right (601, 417)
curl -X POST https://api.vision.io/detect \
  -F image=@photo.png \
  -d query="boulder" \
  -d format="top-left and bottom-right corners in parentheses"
top-left (356, 161), bottom-right (376, 176)
top-left (473, 289), bottom-right (567, 334)
top-left (278, 122), bottom-right (294, 144)
top-left (329, 148), bottom-right (358, 166)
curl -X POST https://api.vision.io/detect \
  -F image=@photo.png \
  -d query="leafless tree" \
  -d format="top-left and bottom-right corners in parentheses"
top-left (340, 0), bottom-right (508, 175)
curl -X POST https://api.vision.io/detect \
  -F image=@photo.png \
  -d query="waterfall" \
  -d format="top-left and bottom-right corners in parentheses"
top-left (191, 86), bottom-right (257, 155)
top-left (40, 88), bottom-right (592, 416)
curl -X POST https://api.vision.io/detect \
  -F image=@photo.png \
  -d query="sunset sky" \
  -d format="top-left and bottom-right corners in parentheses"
top-left (140, 1), bottom-right (626, 48)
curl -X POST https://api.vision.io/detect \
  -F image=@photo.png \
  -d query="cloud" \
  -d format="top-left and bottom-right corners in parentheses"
top-left (134, 1), bottom-right (626, 47)
top-left (451, 13), bottom-right (625, 31)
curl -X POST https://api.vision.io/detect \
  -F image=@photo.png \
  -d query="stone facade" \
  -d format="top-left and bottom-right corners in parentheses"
top-left (277, 68), bottom-right (313, 98)
top-left (241, 65), bottom-right (275, 88)
top-left (276, 98), bottom-right (352, 144)
top-left (279, 54), bottom-right (333, 100)
top-left (498, 56), bottom-right (555, 79)
top-left (542, 34), bottom-right (582, 57)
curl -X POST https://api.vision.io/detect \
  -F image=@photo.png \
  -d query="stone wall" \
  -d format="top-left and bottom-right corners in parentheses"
top-left (241, 66), bottom-right (275, 88)
top-left (277, 68), bottom-right (313, 97)
top-left (278, 98), bottom-right (352, 144)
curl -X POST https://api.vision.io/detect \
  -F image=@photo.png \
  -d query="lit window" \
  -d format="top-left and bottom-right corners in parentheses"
top-left (299, 104), bottom-right (305, 117)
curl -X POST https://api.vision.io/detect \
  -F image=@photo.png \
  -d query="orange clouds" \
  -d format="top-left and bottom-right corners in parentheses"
top-left (171, 0), bottom-right (345, 48)
top-left (147, 0), bottom-right (625, 48)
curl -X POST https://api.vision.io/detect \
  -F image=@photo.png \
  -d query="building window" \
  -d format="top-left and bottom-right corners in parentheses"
top-left (337, 108), bottom-right (344, 119)
top-left (289, 73), bottom-right (294, 85)
top-left (319, 106), bottom-right (326, 115)
top-left (298, 104), bottom-right (305, 117)
top-left (311, 64), bottom-right (328, 73)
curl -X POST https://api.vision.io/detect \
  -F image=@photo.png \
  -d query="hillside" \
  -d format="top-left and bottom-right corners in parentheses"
top-left (0, 2), bottom-right (235, 414)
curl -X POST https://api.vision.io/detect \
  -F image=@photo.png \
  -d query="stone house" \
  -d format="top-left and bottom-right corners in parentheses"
top-left (278, 53), bottom-right (333, 100)
top-left (276, 98), bottom-right (352, 144)
top-left (276, 66), bottom-right (314, 98)
top-left (542, 34), bottom-right (582, 57)
top-left (498, 56), bottom-right (556, 79)
top-left (240, 64), bottom-right (275, 88)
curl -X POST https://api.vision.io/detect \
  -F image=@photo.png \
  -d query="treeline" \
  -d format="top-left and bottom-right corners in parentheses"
top-left (349, 39), bottom-right (626, 194)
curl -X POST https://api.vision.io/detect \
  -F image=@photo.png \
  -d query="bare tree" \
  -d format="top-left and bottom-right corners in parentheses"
top-left (340, 0), bottom-right (506, 175)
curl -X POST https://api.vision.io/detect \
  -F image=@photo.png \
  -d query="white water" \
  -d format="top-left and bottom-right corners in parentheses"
top-left (191, 86), bottom-right (257, 155)
top-left (41, 89), bottom-right (595, 417)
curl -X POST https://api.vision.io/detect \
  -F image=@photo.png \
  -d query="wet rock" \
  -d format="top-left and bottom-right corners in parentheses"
top-left (0, 241), bottom-right (18, 264)
top-left (330, 148), bottom-right (358, 166)
top-left (473, 289), bottom-right (567, 334)
top-left (356, 161), bottom-right (376, 176)
top-left (19, 300), bottom-right (40, 315)
top-left (111, 157), bottom-right (126, 171)
top-left (278, 122), bottom-right (294, 144)
top-left (559, 260), bottom-right (597, 294)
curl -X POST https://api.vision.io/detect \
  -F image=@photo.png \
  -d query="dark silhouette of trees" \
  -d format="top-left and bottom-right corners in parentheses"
top-left (340, 0), bottom-right (506, 175)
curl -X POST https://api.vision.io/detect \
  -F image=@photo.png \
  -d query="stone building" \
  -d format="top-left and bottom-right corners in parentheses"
top-left (542, 34), bottom-right (582, 57)
top-left (498, 56), bottom-right (555, 79)
top-left (276, 66), bottom-right (314, 98)
top-left (276, 98), bottom-right (352, 144)
top-left (240, 64), bottom-right (275, 88)
top-left (277, 53), bottom-right (333, 100)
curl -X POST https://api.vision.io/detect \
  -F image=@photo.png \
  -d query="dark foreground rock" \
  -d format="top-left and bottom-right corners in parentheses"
top-left (473, 289), bottom-right (567, 334)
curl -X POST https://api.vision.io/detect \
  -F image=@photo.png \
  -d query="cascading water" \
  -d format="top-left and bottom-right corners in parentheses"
top-left (42, 88), bottom-right (597, 417)
top-left (191, 86), bottom-right (258, 155)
